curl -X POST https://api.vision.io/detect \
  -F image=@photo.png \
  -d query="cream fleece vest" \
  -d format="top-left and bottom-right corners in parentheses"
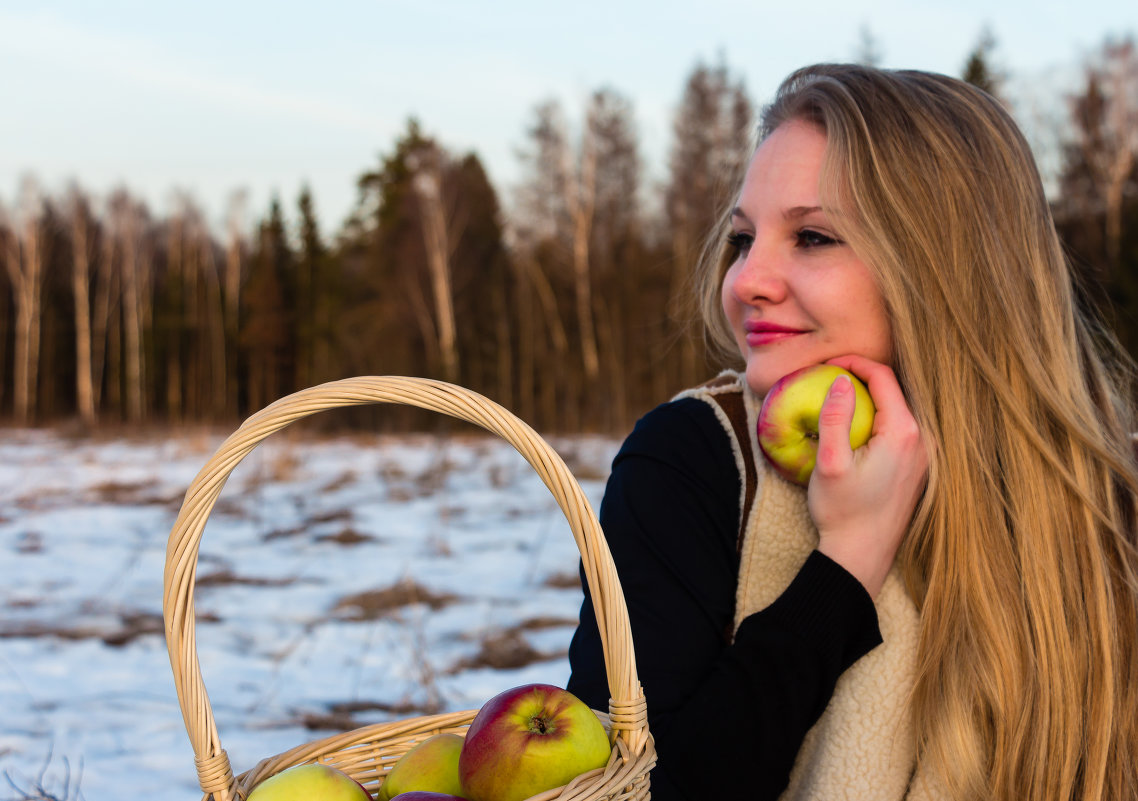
top-left (676, 371), bottom-right (945, 801)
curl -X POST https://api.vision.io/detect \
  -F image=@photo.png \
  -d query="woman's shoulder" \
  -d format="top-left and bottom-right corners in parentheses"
top-left (616, 376), bottom-right (744, 485)
top-left (605, 384), bottom-right (744, 562)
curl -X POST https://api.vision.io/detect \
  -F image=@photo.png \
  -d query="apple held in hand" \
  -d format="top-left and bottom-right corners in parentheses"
top-left (378, 733), bottom-right (465, 801)
top-left (246, 763), bottom-right (371, 801)
top-left (458, 683), bottom-right (611, 801)
top-left (757, 364), bottom-right (876, 486)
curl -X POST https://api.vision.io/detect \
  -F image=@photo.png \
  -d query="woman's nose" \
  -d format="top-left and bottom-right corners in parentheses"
top-left (729, 239), bottom-right (788, 304)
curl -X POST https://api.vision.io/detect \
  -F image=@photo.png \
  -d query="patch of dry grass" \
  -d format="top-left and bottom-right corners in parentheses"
top-left (448, 627), bottom-right (568, 673)
top-left (331, 579), bottom-right (458, 621)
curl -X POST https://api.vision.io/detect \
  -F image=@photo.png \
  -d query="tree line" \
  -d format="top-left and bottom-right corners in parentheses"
top-left (2, 39), bottom-right (1137, 434)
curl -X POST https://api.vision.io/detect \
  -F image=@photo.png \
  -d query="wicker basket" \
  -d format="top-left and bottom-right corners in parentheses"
top-left (163, 376), bottom-right (655, 801)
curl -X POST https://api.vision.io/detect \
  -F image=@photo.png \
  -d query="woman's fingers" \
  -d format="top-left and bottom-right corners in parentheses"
top-left (807, 355), bottom-right (930, 597)
top-left (814, 373), bottom-right (856, 479)
top-left (825, 355), bottom-right (925, 460)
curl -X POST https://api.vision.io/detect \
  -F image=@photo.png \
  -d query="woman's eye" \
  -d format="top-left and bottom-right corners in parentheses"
top-left (726, 231), bottom-right (754, 254)
top-left (796, 229), bottom-right (841, 248)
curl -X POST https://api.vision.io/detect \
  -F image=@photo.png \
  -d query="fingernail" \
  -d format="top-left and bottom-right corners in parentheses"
top-left (829, 375), bottom-right (852, 398)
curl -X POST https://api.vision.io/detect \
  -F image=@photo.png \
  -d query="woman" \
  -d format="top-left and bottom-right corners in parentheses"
top-left (567, 64), bottom-right (1138, 801)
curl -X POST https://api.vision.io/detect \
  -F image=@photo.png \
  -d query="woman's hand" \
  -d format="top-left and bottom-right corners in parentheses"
top-left (808, 355), bottom-right (928, 598)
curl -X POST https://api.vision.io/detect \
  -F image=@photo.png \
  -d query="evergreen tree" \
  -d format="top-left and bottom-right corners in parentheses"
top-left (242, 196), bottom-right (295, 412)
top-left (295, 185), bottom-right (330, 388)
top-left (665, 59), bottom-right (753, 393)
top-left (962, 27), bottom-right (1001, 98)
top-left (447, 153), bottom-right (513, 406)
top-left (855, 24), bottom-right (883, 67)
top-left (350, 119), bottom-right (449, 382)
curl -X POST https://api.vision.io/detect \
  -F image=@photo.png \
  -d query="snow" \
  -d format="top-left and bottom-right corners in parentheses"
top-left (0, 427), bottom-right (620, 800)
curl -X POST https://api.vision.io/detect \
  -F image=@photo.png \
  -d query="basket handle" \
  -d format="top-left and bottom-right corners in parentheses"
top-left (163, 376), bottom-right (648, 799)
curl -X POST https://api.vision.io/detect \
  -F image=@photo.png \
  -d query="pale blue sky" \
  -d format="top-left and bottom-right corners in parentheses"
top-left (2, 1), bottom-right (1135, 237)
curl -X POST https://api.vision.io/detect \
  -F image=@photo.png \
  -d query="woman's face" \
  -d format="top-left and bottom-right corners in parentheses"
top-left (721, 120), bottom-right (892, 397)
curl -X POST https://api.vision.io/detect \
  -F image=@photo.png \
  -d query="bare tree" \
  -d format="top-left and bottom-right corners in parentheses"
top-left (583, 88), bottom-right (643, 427)
top-left (2, 177), bottom-right (47, 424)
top-left (1098, 39), bottom-right (1138, 270)
top-left (515, 99), bottom-right (603, 383)
top-left (570, 107), bottom-right (601, 384)
top-left (164, 195), bottom-right (187, 421)
top-left (1062, 38), bottom-right (1138, 271)
top-left (161, 192), bottom-right (224, 420)
top-left (199, 229), bottom-right (227, 417)
top-left (108, 190), bottom-right (151, 422)
top-left (513, 100), bottom-right (582, 427)
top-left (90, 204), bottom-right (120, 417)
top-left (0, 215), bottom-right (10, 414)
top-left (66, 184), bottom-right (97, 426)
top-left (224, 190), bottom-right (248, 417)
top-left (410, 147), bottom-right (461, 385)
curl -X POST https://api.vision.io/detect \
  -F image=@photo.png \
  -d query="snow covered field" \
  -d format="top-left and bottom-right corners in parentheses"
top-left (0, 426), bottom-right (619, 800)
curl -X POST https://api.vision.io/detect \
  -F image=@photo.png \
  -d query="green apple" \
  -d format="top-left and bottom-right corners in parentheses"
top-left (378, 733), bottom-right (465, 801)
top-left (458, 683), bottom-right (611, 801)
top-left (757, 364), bottom-right (876, 486)
top-left (246, 763), bottom-right (371, 801)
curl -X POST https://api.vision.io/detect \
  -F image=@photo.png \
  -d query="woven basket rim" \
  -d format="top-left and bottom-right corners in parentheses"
top-left (161, 376), bottom-right (652, 801)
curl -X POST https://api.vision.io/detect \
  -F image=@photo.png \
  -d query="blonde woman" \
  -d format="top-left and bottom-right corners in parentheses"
top-left (568, 63), bottom-right (1138, 801)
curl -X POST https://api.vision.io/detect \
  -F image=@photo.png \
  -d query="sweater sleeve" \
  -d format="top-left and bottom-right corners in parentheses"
top-left (566, 397), bottom-right (883, 801)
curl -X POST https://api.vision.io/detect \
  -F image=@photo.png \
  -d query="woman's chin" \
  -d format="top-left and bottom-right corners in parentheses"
top-left (745, 359), bottom-right (805, 399)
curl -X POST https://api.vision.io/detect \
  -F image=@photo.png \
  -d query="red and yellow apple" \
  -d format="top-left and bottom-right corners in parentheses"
top-left (390, 793), bottom-right (470, 801)
top-left (457, 683), bottom-right (611, 801)
top-left (378, 733), bottom-right (465, 801)
top-left (246, 763), bottom-right (371, 801)
top-left (757, 364), bottom-right (876, 486)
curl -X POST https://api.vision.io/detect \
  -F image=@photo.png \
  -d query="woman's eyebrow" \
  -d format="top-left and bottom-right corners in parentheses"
top-left (784, 205), bottom-right (823, 220)
top-left (730, 205), bottom-right (824, 224)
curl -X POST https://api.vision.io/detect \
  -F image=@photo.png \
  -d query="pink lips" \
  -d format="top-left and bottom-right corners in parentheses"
top-left (743, 320), bottom-right (807, 347)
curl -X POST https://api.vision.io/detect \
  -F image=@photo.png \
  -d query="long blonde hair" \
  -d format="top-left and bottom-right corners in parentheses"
top-left (699, 64), bottom-right (1138, 800)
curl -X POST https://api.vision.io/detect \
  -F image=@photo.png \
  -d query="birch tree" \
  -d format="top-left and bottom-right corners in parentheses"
top-left (108, 190), bottom-right (152, 422)
top-left (409, 146), bottom-right (461, 385)
top-left (354, 121), bottom-right (483, 390)
top-left (163, 196), bottom-right (188, 421)
top-left (91, 204), bottom-right (119, 417)
top-left (514, 100), bottom-right (577, 427)
top-left (582, 88), bottom-right (642, 426)
top-left (66, 185), bottom-right (97, 425)
top-left (162, 193), bottom-right (224, 420)
top-left (2, 178), bottom-right (47, 424)
top-left (0, 216), bottom-right (10, 413)
top-left (570, 108), bottom-right (601, 385)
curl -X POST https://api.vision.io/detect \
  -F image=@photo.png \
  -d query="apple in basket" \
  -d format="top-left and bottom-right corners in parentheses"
top-left (246, 763), bottom-right (371, 801)
top-left (757, 364), bottom-right (876, 486)
top-left (390, 794), bottom-right (470, 801)
top-left (378, 733), bottom-right (465, 801)
top-left (458, 683), bottom-right (611, 801)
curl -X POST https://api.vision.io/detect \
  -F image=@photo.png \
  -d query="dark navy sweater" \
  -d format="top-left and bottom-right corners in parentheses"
top-left (567, 397), bottom-right (883, 801)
